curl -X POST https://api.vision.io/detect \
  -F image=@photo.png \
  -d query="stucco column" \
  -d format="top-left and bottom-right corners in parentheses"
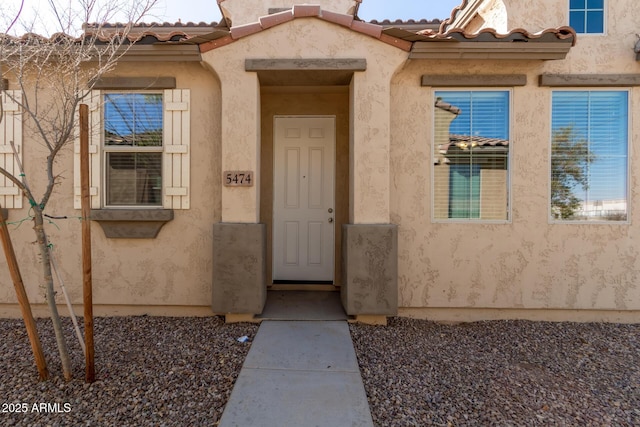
top-left (203, 52), bottom-right (265, 318)
top-left (349, 73), bottom-right (392, 224)
top-left (344, 60), bottom-right (402, 319)
top-left (208, 58), bottom-right (261, 223)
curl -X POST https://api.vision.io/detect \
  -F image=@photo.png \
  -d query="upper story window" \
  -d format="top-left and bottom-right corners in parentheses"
top-left (433, 90), bottom-right (510, 222)
top-left (73, 89), bottom-right (191, 210)
top-left (550, 91), bottom-right (628, 222)
top-left (569, 0), bottom-right (605, 34)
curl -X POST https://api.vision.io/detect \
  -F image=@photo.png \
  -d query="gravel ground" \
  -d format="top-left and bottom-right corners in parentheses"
top-left (0, 316), bottom-right (258, 426)
top-left (350, 317), bottom-right (640, 427)
top-left (2, 316), bottom-right (640, 426)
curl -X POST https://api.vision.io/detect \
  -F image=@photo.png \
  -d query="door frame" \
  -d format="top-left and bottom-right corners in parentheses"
top-left (272, 115), bottom-right (336, 284)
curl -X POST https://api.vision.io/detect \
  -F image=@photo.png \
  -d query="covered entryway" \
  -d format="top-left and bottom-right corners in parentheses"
top-left (272, 116), bottom-right (336, 282)
top-left (260, 86), bottom-right (350, 289)
top-left (211, 32), bottom-right (401, 318)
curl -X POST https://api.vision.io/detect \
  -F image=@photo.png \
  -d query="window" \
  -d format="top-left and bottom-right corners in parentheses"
top-left (551, 91), bottom-right (628, 222)
top-left (104, 93), bottom-right (163, 206)
top-left (74, 89), bottom-right (190, 210)
top-left (433, 91), bottom-right (510, 221)
top-left (569, 0), bottom-right (604, 34)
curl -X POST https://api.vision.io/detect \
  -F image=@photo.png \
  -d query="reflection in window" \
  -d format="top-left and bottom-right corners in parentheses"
top-left (103, 93), bottom-right (163, 206)
top-left (551, 91), bottom-right (628, 221)
top-left (433, 91), bottom-right (510, 221)
top-left (449, 163), bottom-right (480, 218)
top-left (569, 0), bottom-right (604, 34)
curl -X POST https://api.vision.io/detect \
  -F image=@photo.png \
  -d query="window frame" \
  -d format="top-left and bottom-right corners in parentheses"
top-left (431, 88), bottom-right (513, 224)
top-left (101, 90), bottom-right (165, 209)
top-left (569, 0), bottom-right (606, 35)
top-left (548, 88), bottom-right (630, 224)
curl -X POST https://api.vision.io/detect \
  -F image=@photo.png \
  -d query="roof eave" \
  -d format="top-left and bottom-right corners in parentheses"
top-left (410, 41), bottom-right (573, 60)
top-left (104, 44), bottom-right (202, 62)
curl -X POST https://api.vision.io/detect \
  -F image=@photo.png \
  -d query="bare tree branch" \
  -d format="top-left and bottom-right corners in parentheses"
top-left (0, 0), bottom-right (160, 381)
top-left (0, 165), bottom-right (28, 197)
top-left (5, 0), bottom-right (25, 35)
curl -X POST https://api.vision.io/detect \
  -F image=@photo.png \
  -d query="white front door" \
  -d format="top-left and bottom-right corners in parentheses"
top-left (273, 116), bottom-right (335, 282)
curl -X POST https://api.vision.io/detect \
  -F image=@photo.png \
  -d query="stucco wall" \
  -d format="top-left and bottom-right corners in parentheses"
top-left (0, 62), bottom-right (221, 312)
top-left (544, 0), bottom-right (639, 74)
top-left (391, 57), bottom-right (640, 313)
top-left (501, 0), bottom-right (637, 38)
top-left (498, 0), bottom-right (565, 32)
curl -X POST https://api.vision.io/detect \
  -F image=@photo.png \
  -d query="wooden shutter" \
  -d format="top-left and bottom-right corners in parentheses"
top-left (163, 89), bottom-right (190, 209)
top-left (74, 90), bottom-right (101, 209)
top-left (0, 90), bottom-right (23, 209)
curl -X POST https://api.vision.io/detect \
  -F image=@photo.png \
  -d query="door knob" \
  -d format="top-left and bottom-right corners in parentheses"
top-left (328, 218), bottom-right (334, 223)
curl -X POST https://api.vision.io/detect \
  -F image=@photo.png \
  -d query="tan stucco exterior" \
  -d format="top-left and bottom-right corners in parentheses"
top-left (394, 61), bottom-right (640, 313)
top-left (0, 61), bottom-right (221, 312)
top-left (1, 0), bottom-right (639, 322)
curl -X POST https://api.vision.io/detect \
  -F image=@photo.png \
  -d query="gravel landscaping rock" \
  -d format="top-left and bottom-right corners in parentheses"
top-left (0, 316), bottom-right (258, 426)
top-left (3, 315), bottom-right (639, 426)
top-left (350, 318), bottom-right (640, 427)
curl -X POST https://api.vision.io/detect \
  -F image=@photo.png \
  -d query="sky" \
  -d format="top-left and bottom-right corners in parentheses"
top-left (3, 0), bottom-right (464, 33)
top-left (160, 0), bottom-right (463, 23)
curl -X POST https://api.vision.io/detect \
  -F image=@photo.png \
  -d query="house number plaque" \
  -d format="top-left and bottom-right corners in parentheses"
top-left (224, 171), bottom-right (254, 187)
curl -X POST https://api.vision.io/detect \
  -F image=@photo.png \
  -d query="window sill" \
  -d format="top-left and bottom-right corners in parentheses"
top-left (90, 209), bottom-right (174, 239)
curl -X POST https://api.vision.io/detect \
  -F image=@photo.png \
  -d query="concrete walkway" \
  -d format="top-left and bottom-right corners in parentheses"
top-left (218, 320), bottom-right (374, 427)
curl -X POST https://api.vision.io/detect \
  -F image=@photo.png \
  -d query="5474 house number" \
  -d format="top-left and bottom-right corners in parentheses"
top-left (224, 171), bottom-right (254, 187)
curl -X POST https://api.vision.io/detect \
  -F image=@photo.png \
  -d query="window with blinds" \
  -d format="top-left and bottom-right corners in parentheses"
top-left (551, 91), bottom-right (628, 222)
top-left (433, 91), bottom-right (510, 221)
top-left (103, 93), bottom-right (163, 206)
top-left (569, 0), bottom-right (605, 34)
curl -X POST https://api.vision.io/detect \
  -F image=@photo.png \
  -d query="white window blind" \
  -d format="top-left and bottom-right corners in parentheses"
top-left (551, 91), bottom-right (628, 221)
top-left (433, 91), bottom-right (510, 221)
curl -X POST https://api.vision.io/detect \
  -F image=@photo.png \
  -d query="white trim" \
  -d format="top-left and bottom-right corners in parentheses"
top-left (547, 87), bottom-right (630, 224)
top-left (101, 91), bottom-right (164, 209)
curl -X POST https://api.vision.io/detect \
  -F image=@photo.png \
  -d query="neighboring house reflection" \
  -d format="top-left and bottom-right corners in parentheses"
top-left (434, 99), bottom-right (509, 220)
